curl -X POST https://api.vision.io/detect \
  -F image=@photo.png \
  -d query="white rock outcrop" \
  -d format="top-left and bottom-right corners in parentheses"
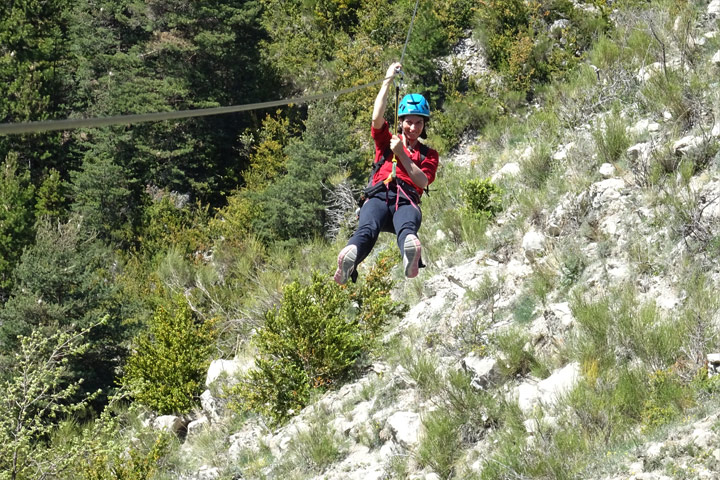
top-left (514, 362), bottom-right (581, 414)
top-left (522, 230), bottom-right (546, 261)
top-left (383, 411), bottom-right (422, 449)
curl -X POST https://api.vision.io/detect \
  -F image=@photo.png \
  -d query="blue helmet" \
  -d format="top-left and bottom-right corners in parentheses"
top-left (398, 93), bottom-right (430, 118)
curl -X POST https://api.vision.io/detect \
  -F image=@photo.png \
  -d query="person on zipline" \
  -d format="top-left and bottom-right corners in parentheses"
top-left (334, 62), bottom-right (439, 285)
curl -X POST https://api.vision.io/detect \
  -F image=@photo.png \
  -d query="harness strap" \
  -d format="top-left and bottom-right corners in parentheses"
top-left (395, 182), bottom-right (419, 212)
top-left (368, 142), bottom-right (429, 192)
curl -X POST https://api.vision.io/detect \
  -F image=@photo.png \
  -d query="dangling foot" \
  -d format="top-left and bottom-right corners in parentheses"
top-left (403, 234), bottom-right (422, 278)
top-left (334, 245), bottom-right (357, 285)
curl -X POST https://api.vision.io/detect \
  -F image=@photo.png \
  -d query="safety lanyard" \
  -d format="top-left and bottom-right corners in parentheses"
top-left (384, 73), bottom-right (403, 186)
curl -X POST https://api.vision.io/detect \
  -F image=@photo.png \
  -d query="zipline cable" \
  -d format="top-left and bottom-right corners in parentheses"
top-left (0, 0), bottom-right (423, 137)
top-left (400, 0), bottom-right (421, 65)
top-left (0, 78), bottom-right (389, 136)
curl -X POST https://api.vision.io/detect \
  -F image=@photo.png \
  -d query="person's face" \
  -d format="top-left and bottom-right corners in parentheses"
top-left (401, 115), bottom-right (425, 141)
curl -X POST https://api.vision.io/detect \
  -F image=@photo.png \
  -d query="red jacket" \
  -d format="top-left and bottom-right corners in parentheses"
top-left (370, 121), bottom-right (439, 196)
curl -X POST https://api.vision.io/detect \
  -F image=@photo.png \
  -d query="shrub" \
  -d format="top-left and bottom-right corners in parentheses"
top-left (512, 294), bottom-right (537, 325)
top-left (431, 89), bottom-right (501, 153)
top-left (521, 143), bottom-right (554, 189)
top-left (461, 178), bottom-right (503, 221)
top-left (478, 0), bottom-right (609, 97)
top-left (75, 429), bottom-right (174, 480)
top-left (492, 327), bottom-right (547, 379)
top-left (279, 407), bottom-right (346, 474)
top-left (399, 345), bottom-right (442, 398)
top-left (417, 409), bottom-right (462, 479)
top-left (592, 110), bottom-right (631, 165)
top-left (641, 369), bottom-right (692, 431)
top-left (640, 69), bottom-right (699, 129)
top-left (139, 193), bottom-right (211, 261)
top-left (122, 296), bottom-right (217, 414)
top-left (234, 262), bottom-right (404, 424)
top-left (0, 324), bottom-right (102, 480)
top-left (570, 288), bottom-right (685, 373)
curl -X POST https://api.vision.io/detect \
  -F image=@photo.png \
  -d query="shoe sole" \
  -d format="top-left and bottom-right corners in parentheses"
top-left (334, 246), bottom-right (357, 285)
top-left (404, 235), bottom-right (421, 278)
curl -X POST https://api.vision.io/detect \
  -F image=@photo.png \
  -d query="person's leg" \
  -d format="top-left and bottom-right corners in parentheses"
top-left (335, 196), bottom-right (391, 284)
top-left (351, 196), bottom-right (392, 261)
top-left (393, 201), bottom-right (423, 278)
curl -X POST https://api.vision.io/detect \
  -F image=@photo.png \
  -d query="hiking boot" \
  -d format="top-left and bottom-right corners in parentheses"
top-left (403, 234), bottom-right (422, 278)
top-left (334, 245), bottom-right (357, 285)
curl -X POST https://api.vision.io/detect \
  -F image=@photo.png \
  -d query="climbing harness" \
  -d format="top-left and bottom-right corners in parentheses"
top-left (360, 141), bottom-right (429, 213)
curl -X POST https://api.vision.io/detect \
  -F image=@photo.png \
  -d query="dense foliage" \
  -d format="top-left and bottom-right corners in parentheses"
top-left (234, 256), bottom-right (406, 424)
top-left (122, 296), bottom-right (217, 415)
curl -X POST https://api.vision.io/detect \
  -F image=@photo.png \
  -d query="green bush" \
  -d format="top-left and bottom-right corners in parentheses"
top-left (75, 430), bottom-right (173, 480)
top-left (593, 110), bottom-right (631, 165)
top-left (492, 327), bottom-right (547, 379)
top-left (477, 0), bottom-right (609, 97)
top-left (122, 296), bottom-right (217, 415)
top-left (431, 90), bottom-right (501, 153)
top-left (570, 288), bottom-right (685, 373)
top-left (234, 261), bottom-right (405, 424)
top-left (139, 193), bottom-right (211, 262)
top-left (417, 409), bottom-right (462, 479)
top-left (461, 178), bottom-right (503, 221)
top-left (521, 143), bottom-right (554, 189)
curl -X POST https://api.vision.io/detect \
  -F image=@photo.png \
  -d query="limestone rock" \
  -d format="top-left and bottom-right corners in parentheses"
top-left (152, 415), bottom-right (187, 435)
top-left (708, 353), bottom-right (720, 377)
top-left (383, 411), bottom-right (422, 449)
top-left (673, 135), bottom-right (704, 156)
top-left (461, 356), bottom-right (499, 390)
top-left (552, 142), bottom-right (575, 161)
top-left (709, 0), bottom-right (720, 15)
top-left (515, 362), bottom-right (581, 414)
top-left (599, 163), bottom-right (615, 178)
top-left (522, 230), bottom-right (546, 261)
top-left (206, 358), bottom-right (244, 387)
top-left (492, 162), bottom-right (521, 181)
top-left (200, 389), bottom-right (220, 421)
top-left (627, 142), bottom-right (649, 162)
top-left (186, 415), bottom-right (209, 438)
top-left (712, 50), bottom-right (720, 65)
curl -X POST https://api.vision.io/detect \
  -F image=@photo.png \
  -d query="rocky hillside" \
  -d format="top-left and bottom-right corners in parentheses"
top-left (142, 2), bottom-right (720, 479)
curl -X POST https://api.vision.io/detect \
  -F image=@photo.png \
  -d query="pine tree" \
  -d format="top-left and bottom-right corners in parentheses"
top-left (0, 154), bottom-right (36, 299)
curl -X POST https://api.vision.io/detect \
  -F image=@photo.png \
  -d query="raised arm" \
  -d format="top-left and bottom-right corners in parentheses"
top-left (372, 62), bottom-right (402, 130)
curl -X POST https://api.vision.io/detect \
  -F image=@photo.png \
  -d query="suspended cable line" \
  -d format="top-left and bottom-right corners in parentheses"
top-left (0, 78), bottom-right (389, 136)
top-left (0, 0), bottom-right (423, 137)
top-left (400, 0), bottom-right (421, 65)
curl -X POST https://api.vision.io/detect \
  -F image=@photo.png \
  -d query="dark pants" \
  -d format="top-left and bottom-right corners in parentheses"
top-left (348, 188), bottom-right (422, 267)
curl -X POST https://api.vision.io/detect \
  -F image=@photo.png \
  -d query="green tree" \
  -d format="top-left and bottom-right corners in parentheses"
top-left (0, 154), bottom-right (36, 298)
top-left (34, 168), bottom-right (68, 222)
top-left (0, 0), bottom-right (73, 182)
top-left (0, 216), bottom-right (125, 404)
top-left (64, 0), bottom-right (278, 209)
top-left (0, 324), bottom-right (101, 480)
top-left (70, 155), bottom-right (136, 247)
top-left (248, 104), bottom-right (365, 244)
top-left (122, 295), bottom-right (217, 414)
